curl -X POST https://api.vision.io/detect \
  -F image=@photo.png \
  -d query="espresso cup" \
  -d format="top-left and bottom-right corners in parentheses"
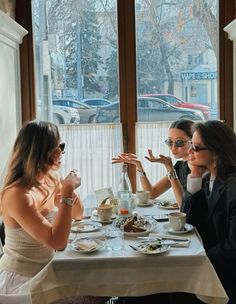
top-left (169, 212), bottom-right (186, 231)
top-left (97, 204), bottom-right (113, 222)
top-left (136, 190), bottom-right (150, 204)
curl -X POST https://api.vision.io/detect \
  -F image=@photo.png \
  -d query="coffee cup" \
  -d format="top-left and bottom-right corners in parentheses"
top-left (169, 212), bottom-right (186, 231)
top-left (97, 204), bottom-right (113, 222)
top-left (136, 190), bottom-right (150, 204)
top-left (106, 197), bottom-right (119, 214)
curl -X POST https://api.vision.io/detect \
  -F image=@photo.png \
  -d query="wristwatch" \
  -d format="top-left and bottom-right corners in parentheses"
top-left (61, 197), bottom-right (73, 206)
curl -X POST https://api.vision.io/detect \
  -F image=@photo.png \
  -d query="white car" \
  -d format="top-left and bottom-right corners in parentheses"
top-left (53, 105), bottom-right (80, 125)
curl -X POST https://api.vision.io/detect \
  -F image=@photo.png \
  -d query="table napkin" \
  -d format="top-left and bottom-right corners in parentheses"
top-left (76, 239), bottom-right (98, 251)
top-left (149, 233), bottom-right (190, 248)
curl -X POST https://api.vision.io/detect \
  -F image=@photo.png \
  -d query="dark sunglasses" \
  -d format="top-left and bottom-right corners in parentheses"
top-left (58, 142), bottom-right (65, 152)
top-left (164, 139), bottom-right (189, 148)
top-left (188, 141), bottom-right (208, 152)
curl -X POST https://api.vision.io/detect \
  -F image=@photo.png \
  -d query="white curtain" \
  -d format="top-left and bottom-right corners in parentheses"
top-left (58, 124), bottom-right (123, 200)
top-left (58, 122), bottom-right (174, 201)
top-left (136, 122), bottom-right (173, 196)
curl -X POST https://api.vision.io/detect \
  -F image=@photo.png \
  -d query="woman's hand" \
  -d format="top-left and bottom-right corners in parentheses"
top-left (145, 149), bottom-right (174, 172)
top-left (112, 153), bottom-right (143, 170)
top-left (188, 163), bottom-right (208, 178)
top-left (61, 170), bottom-right (81, 197)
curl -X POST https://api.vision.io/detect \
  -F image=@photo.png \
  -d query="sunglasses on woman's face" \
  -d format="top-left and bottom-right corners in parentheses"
top-left (164, 139), bottom-right (189, 148)
top-left (58, 142), bottom-right (65, 153)
top-left (188, 141), bottom-right (208, 152)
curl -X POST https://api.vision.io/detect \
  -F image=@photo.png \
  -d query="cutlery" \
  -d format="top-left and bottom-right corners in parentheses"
top-left (138, 236), bottom-right (189, 242)
top-left (129, 245), bottom-right (138, 251)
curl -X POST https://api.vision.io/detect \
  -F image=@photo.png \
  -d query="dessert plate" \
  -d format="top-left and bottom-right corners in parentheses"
top-left (156, 201), bottom-right (179, 210)
top-left (113, 216), bottom-right (157, 237)
top-left (71, 238), bottom-right (105, 253)
top-left (131, 240), bottom-right (170, 255)
top-left (71, 221), bottom-right (102, 233)
top-left (163, 223), bottom-right (194, 234)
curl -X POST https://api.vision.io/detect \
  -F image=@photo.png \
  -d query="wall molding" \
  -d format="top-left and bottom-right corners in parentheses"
top-left (224, 19), bottom-right (236, 131)
top-left (0, 9), bottom-right (27, 44)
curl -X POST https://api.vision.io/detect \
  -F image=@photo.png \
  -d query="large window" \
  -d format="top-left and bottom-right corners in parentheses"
top-left (135, 0), bottom-right (218, 122)
top-left (31, 0), bottom-right (232, 196)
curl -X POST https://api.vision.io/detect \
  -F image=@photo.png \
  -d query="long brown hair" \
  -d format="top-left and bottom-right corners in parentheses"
top-left (2, 121), bottom-right (61, 193)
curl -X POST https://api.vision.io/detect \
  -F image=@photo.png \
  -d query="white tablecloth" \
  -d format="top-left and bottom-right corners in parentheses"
top-left (28, 204), bottom-right (228, 304)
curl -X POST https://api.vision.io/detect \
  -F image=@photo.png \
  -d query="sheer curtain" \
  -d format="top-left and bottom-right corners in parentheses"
top-left (59, 122), bottom-right (175, 200)
top-left (58, 124), bottom-right (123, 200)
top-left (136, 122), bottom-right (173, 197)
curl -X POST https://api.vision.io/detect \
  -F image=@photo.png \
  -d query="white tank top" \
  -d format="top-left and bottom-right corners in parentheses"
top-left (0, 208), bottom-right (57, 277)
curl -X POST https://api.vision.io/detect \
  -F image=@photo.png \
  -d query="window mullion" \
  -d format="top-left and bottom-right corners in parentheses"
top-left (117, 0), bottom-right (137, 192)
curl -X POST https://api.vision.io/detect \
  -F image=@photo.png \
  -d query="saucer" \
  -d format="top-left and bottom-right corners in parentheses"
top-left (137, 200), bottom-right (155, 207)
top-left (163, 223), bottom-right (194, 234)
top-left (156, 200), bottom-right (179, 210)
top-left (71, 221), bottom-right (102, 233)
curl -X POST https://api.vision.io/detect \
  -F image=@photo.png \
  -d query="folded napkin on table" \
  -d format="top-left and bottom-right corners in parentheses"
top-left (76, 239), bottom-right (98, 251)
top-left (149, 233), bottom-right (190, 248)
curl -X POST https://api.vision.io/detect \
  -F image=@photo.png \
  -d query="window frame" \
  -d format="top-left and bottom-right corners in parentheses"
top-left (16, 0), bottom-right (236, 191)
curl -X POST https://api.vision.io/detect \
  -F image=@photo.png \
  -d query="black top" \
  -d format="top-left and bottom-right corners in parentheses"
top-left (174, 160), bottom-right (190, 190)
top-left (182, 172), bottom-right (236, 301)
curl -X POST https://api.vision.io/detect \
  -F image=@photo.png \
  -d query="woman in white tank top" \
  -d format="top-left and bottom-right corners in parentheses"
top-left (0, 121), bottom-right (85, 299)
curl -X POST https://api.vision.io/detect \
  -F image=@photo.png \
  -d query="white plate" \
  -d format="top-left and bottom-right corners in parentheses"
top-left (91, 214), bottom-right (117, 224)
top-left (163, 223), bottom-right (194, 234)
top-left (71, 221), bottom-right (102, 233)
top-left (91, 217), bottom-right (113, 224)
top-left (137, 200), bottom-right (155, 207)
top-left (156, 201), bottom-right (179, 210)
top-left (113, 216), bottom-right (157, 237)
top-left (133, 241), bottom-right (170, 255)
top-left (71, 238), bottom-right (105, 253)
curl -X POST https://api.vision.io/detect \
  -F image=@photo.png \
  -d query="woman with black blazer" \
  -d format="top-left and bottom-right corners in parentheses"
top-left (182, 120), bottom-right (236, 304)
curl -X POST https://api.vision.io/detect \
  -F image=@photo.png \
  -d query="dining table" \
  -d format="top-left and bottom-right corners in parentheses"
top-left (28, 199), bottom-right (229, 304)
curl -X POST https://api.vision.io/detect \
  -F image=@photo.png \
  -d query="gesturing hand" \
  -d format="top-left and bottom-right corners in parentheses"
top-left (145, 149), bottom-right (173, 172)
top-left (112, 153), bottom-right (141, 167)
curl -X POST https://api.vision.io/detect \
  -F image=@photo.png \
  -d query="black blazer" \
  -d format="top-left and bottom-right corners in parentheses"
top-left (182, 172), bottom-right (236, 301)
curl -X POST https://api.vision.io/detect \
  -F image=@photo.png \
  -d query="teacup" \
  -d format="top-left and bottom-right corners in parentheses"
top-left (136, 190), bottom-right (150, 204)
top-left (169, 212), bottom-right (186, 231)
top-left (97, 204), bottom-right (113, 222)
top-left (106, 197), bottom-right (119, 214)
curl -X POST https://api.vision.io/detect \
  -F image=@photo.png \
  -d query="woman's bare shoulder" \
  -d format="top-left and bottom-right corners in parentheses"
top-left (2, 186), bottom-right (33, 206)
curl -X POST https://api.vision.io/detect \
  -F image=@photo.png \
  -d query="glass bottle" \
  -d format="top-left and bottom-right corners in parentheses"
top-left (117, 164), bottom-right (132, 216)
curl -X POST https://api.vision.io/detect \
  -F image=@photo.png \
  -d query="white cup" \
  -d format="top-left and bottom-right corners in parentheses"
top-left (97, 204), bottom-right (113, 222)
top-left (106, 197), bottom-right (119, 214)
top-left (169, 212), bottom-right (186, 231)
top-left (136, 190), bottom-right (150, 204)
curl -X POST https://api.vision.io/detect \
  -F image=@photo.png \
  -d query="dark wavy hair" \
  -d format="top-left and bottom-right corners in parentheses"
top-left (2, 120), bottom-right (60, 191)
top-left (169, 119), bottom-right (195, 138)
top-left (194, 120), bottom-right (236, 179)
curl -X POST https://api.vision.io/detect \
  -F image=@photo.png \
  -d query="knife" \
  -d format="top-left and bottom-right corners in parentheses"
top-left (138, 236), bottom-right (189, 242)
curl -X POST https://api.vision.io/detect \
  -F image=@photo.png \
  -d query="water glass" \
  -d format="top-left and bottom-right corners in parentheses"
top-left (105, 227), bottom-right (124, 253)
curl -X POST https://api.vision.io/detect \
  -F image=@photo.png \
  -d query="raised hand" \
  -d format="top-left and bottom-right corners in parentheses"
top-left (61, 169), bottom-right (81, 197)
top-left (145, 149), bottom-right (173, 172)
top-left (112, 153), bottom-right (141, 166)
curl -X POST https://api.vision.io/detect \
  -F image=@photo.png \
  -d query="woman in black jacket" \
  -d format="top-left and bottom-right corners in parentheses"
top-left (182, 120), bottom-right (236, 304)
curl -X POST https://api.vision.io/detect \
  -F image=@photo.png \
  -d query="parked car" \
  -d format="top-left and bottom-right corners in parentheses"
top-left (82, 98), bottom-right (112, 107)
top-left (53, 105), bottom-right (80, 125)
top-left (95, 97), bottom-right (204, 123)
top-left (143, 94), bottom-right (209, 119)
top-left (53, 99), bottom-right (97, 124)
